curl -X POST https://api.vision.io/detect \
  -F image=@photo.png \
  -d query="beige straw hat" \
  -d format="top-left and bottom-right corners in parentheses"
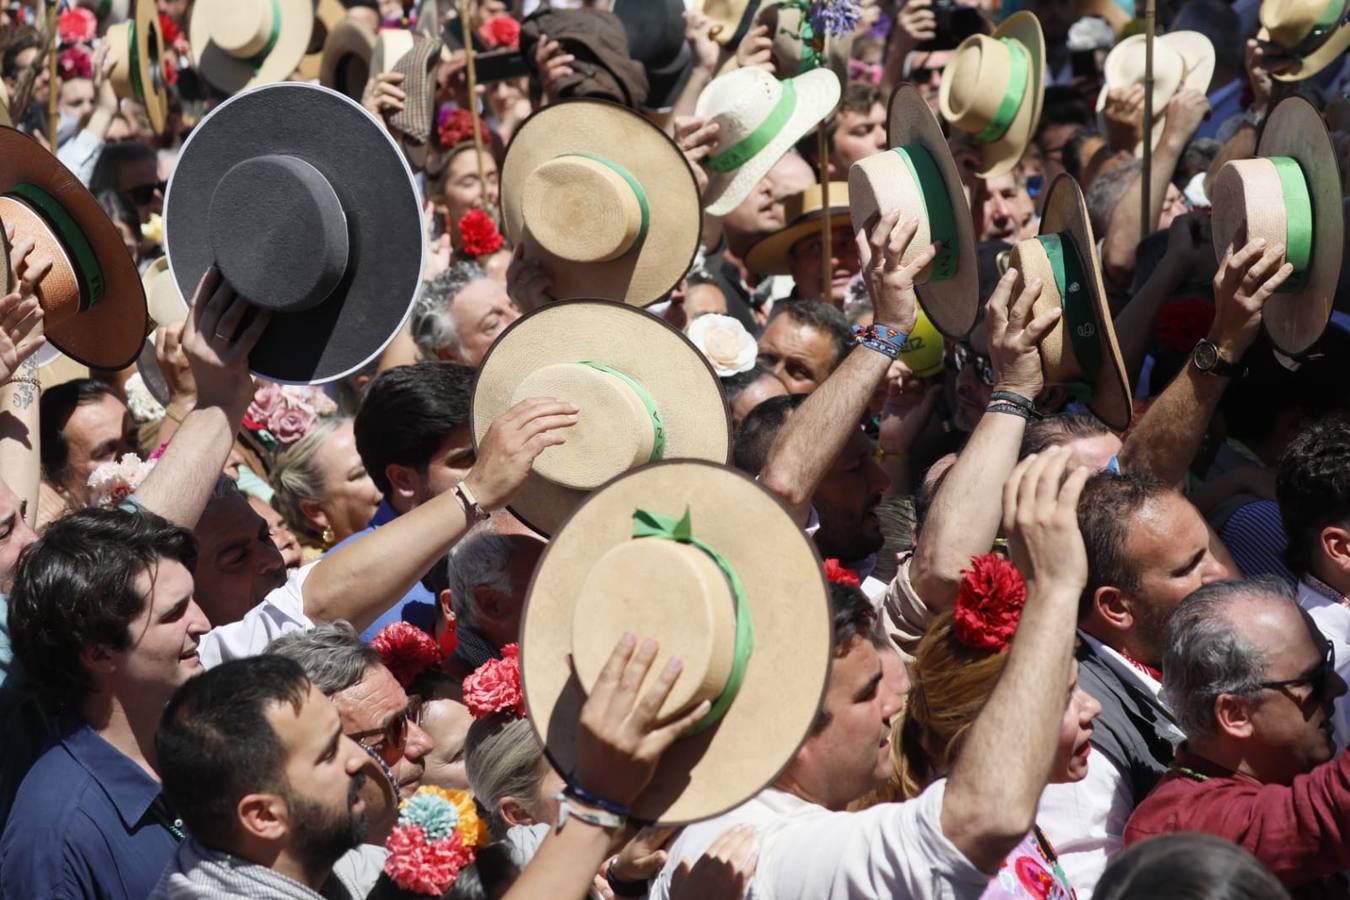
top-left (1210, 96), bottom-right (1343, 355)
top-left (106, 0), bottom-right (168, 133)
top-left (744, 181), bottom-right (851, 277)
top-left (0, 80), bottom-right (10, 129)
top-left (371, 29), bottom-right (414, 75)
top-left (1007, 175), bottom-right (1132, 430)
top-left (1095, 31), bottom-right (1215, 155)
top-left (939, 12), bottom-right (1045, 179)
top-left (850, 83), bottom-right (979, 339)
top-left (297, 0), bottom-right (347, 81)
top-left (471, 301), bottom-right (730, 536)
top-left (521, 460), bottom-right (832, 824)
top-left (136, 256), bottom-right (189, 403)
top-left (757, 0), bottom-right (851, 81)
top-left (1259, 0), bottom-right (1349, 81)
top-left (694, 66), bottom-right (841, 217)
top-left (500, 99), bottom-right (702, 307)
top-left (189, 0), bottom-right (315, 93)
top-left (319, 18), bottom-right (376, 100)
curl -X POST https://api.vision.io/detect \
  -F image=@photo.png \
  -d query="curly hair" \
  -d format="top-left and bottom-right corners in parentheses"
top-left (1277, 414), bottom-right (1350, 578)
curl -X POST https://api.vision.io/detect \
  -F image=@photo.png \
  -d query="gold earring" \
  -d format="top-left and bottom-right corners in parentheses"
top-left (321, 525), bottom-right (335, 547)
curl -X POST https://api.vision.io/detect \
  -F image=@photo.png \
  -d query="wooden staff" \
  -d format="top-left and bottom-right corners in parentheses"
top-left (46, 3), bottom-right (58, 150)
top-left (818, 124), bottom-right (830, 302)
top-left (1140, 0), bottom-right (1156, 243)
top-left (458, 0), bottom-right (492, 216)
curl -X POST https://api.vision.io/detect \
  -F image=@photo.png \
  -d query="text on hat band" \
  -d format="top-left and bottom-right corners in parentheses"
top-left (560, 154), bottom-right (650, 255)
top-left (707, 80), bottom-right (798, 174)
top-left (4, 183), bottom-right (106, 312)
top-left (1285, 0), bottom-right (1343, 58)
top-left (631, 507), bottom-right (754, 737)
top-left (1036, 233), bottom-right (1101, 384)
top-left (1270, 156), bottom-right (1313, 293)
top-left (580, 361), bottom-right (665, 462)
top-left (891, 145), bottom-right (959, 282)
top-left (974, 38), bottom-right (1030, 145)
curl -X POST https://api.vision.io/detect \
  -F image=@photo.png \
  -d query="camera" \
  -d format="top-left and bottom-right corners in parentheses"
top-left (919, 0), bottom-right (986, 51)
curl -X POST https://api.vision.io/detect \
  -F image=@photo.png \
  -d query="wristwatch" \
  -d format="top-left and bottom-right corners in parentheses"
top-left (1191, 338), bottom-right (1245, 377)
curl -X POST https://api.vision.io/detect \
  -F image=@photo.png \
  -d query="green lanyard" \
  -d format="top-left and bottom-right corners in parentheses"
top-left (149, 797), bottom-right (186, 841)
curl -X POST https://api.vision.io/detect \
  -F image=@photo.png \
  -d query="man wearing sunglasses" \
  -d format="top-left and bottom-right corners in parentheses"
top-left (1125, 577), bottom-right (1350, 897)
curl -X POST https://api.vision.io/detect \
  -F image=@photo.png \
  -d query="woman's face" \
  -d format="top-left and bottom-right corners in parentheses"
top-left (418, 698), bottom-right (473, 792)
top-left (1051, 660), bottom-right (1101, 784)
top-left (443, 148), bottom-right (499, 238)
top-left (311, 419), bottom-right (382, 543)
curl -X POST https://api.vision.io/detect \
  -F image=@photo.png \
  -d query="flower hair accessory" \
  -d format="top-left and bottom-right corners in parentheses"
top-left (437, 106), bottom-right (493, 152)
top-left (953, 553), bottom-right (1027, 653)
top-left (58, 7), bottom-right (97, 44)
top-left (809, 0), bottom-right (862, 37)
top-left (823, 558), bottom-right (861, 588)
top-left (457, 209), bottom-right (504, 258)
top-left (685, 314), bottom-right (757, 377)
top-left (479, 14), bottom-right (520, 49)
top-left (372, 623), bottom-right (443, 688)
top-left (58, 46), bottom-right (92, 80)
top-left (242, 381), bottom-right (337, 452)
top-left (88, 453), bottom-right (156, 509)
top-left (383, 786), bottom-right (490, 895)
top-left (462, 643), bottom-right (526, 719)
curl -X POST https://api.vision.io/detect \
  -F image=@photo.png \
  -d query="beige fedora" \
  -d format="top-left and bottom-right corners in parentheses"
top-left (1210, 96), bottom-right (1343, 355)
top-left (694, 66), bottom-right (841, 217)
top-left (106, 0), bottom-right (168, 133)
top-left (471, 301), bottom-right (730, 536)
top-left (297, 0), bottom-right (347, 81)
top-left (319, 18), bottom-right (376, 100)
top-left (939, 12), bottom-right (1045, 179)
top-left (189, 0), bottom-right (315, 93)
top-left (501, 99), bottom-right (702, 307)
top-left (757, 0), bottom-right (851, 81)
top-left (520, 460), bottom-right (832, 824)
top-left (1259, 0), bottom-right (1350, 81)
top-left (1095, 31), bottom-right (1215, 154)
top-left (744, 181), bottom-right (851, 277)
top-left (1007, 175), bottom-right (1132, 430)
top-left (850, 83), bottom-right (979, 339)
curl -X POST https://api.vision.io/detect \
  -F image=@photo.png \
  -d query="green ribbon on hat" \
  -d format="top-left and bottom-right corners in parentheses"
top-left (1036, 233), bottom-right (1101, 383)
top-left (1270, 156), bottom-right (1313, 294)
top-left (561, 153), bottom-right (650, 256)
top-left (4, 183), bottom-right (105, 311)
top-left (892, 144), bottom-right (959, 282)
top-left (244, 0), bottom-right (284, 76)
top-left (581, 362), bottom-right (665, 462)
top-left (127, 20), bottom-right (147, 104)
top-left (631, 507), bottom-right (754, 737)
top-left (974, 38), bottom-right (1030, 145)
top-left (707, 79), bottom-right (798, 174)
top-left (1286, 0), bottom-right (1342, 59)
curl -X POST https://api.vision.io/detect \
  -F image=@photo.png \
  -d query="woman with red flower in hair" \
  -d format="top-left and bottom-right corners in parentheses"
top-left (427, 108), bottom-right (504, 262)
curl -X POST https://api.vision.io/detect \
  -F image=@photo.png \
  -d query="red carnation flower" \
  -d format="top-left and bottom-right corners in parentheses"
top-left (371, 622), bottom-right (442, 688)
top-left (1155, 297), bottom-right (1215, 355)
top-left (479, 14), bottom-right (520, 49)
top-left (58, 8), bottom-right (97, 44)
top-left (58, 46), bottom-right (93, 80)
top-left (457, 209), bottom-right (503, 258)
top-left (823, 558), bottom-right (861, 588)
top-left (158, 13), bottom-right (181, 45)
top-left (436, 106), bottom-right (492, 152)
top-left (463, 643), bottom-right (526, 719)
top-left (952, 553), bottom-right (1027, 653)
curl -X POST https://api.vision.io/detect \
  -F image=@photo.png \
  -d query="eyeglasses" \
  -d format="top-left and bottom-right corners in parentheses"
top-left (348, 695), bottom-right (423, 756)
top-left (1259, 642), bottom-right (1336, 700)
top-left (122, 180), bottom-right (168, 206)
top-left (954, 343), bottom-right (996, 387)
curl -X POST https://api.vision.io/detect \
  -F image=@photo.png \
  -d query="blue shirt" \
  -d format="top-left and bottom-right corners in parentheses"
top-left (331, 500), bottom-right (437, 642)
top-left (0, 718), bottom-right (182, 900)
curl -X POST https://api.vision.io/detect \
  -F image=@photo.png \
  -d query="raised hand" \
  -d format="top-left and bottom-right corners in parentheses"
top-left (893, 0), bottom-right (937, 58)
top-left (461, 395), bottom-right (577, 510)
top-left (985, 266), bottom-right (1058, 399)
top-left (1209, 237), bottom-right (1293, 360)
top-left (734, 24), bottom-right (774, 73)
top-left (535, 34), bottom-right (576, 103)
top-left (0, 292), bottom-right (43, 386)
top-left (856, 209), bottom-right (933, 335)
top-left (674, 115), bottom-right (719, 200)
top-left (683, 10), bottom-right (721, 74)
top-left (505, 244), bottom-right (555, 314)
top-left (608, 826), bottom-right (678, 885)
top-left (1160, 89), bottom-right (1210, 150)
top-left (1102, 85), bottom-right (1144, 153)
top-left (154, 321), bottom-right (196, 415)
top-left (362, 71), bottom-right (406, 125)
top-left (1001, 447), bottom-right (1091, 596)
top-left (181, 266), bottom-right (270, 425)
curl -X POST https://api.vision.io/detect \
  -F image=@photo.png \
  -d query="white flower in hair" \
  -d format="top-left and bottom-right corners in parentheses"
top-left (686, 314), bottom-right (758, 377)
top-left (87, 453), bottom-right (156, 509)
top-left (123, 372), bottom-right (166, 424)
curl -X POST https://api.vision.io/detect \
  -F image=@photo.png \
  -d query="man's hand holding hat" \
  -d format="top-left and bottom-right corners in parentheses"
top-left (985, 266), bottom-right (1058, 402)
top-left (462, 396), bottom-right (579, 513)
top-left (856, 208), bottom-right (931, 335)
top-left (1209, 238), bottom-right (1294, 363)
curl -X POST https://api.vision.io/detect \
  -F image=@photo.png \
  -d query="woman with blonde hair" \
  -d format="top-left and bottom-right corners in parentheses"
top-left (269, 416), bottom-right (382, 558)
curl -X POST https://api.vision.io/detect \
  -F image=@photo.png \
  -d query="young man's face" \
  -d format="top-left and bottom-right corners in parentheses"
top-left (106, 558), bottom-right (211, 703)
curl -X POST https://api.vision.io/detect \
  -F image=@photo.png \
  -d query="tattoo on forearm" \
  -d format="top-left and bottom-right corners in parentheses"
top-left (9, 357), bottom-right (37, 410)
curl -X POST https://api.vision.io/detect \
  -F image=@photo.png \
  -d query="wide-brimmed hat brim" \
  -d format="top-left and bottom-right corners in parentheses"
top-left (164, 83), bottom-right (425, 384)
top-left (698, 68), bottom-right (841, 217)
top-left (190, 0), bottom-right (315, 92)
top-left (319, 18), bottom-right (376, 99)
top-left (501, 99), bottom-right (702, 307)
top-left (471, 301), bottom-right (731, 536)
top-left (129, 0), bottom-right (169, 133)
top-left (0, 128), bottom-right (147, 370)
top-left (521, 460), bottom-right (832, 824)
top-left (1097, 31), bottom-right (1214, 154)
top-left (297, 0), bottom-right (347, 81)
top-left (744, 208), bottom-right (851, 276)
top-left (970, 12), bottom-right (1045, 179)
top-left (1261, 20), bottom-right (1350, 81)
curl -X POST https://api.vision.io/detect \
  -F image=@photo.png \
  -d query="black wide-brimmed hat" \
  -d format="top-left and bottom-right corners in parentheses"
top-left (164, 82), bottom-right (424, 384)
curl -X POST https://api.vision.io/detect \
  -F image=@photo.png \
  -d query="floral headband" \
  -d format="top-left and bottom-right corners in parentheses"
top-left (243, 381), bottom-right (337, 453)
top-left (383, 786), bottom-right (490, 895)
top-left (372, 622), bottom-right (443, 689)
top-left (436, 107), bottom-right (493, 154)
top-left (462, 643), bottom-right (526, 719)
top-left (952, 553), bottom-right (1027, 653)
top-left (479, 14), bottom-right (520, 50)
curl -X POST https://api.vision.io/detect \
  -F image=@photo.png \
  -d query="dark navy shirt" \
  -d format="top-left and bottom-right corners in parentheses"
top-left (0, 718), bottom-right (182, 900)
top-left (335, 500), bottom-right (438, 642)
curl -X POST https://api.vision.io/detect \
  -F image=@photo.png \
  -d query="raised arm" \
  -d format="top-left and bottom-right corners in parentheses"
top-left (758, 210), bottom-right (929, 525)
top-left (941, 448), bottom-right (1090, 873)
top-left (0, 228), bottom-right (51, 526)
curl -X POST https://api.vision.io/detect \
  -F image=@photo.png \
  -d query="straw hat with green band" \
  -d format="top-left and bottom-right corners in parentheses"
top-left (850, 83), bottom-right (979, 339)
top-left (695, 65), bottom-right (842, 218)
top-left (189, 0), bottom-right (315, 94)
top-left (521, 460), bottom-right (832, 824)
top-left (744, 181), bottom-right (851, 277)
top-left (1210, 96), bottom-right (1343, 355)
top-left (1259, 0), bottom-right (1350, 81)
top-left (471, 301), bottom-right (731, 537)
top-left (1007, 174), bottom-right (1132, 430)
top-left (939, 12), bottom-right (1045, 180)
top-left (106, 0), bottom-right (167, 134)
top-left (501, 99), bottom-right (701, 307)
top-left (0, 128), bottom-right (147, 370)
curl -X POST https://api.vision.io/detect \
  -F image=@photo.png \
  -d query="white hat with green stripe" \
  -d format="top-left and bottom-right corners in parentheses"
top-left (1211, 96), bottom-right (1344, 356)
top-left (695, 65), bottom-right (842, 217)
top-left (939, 11), bottom-right (1046, 180)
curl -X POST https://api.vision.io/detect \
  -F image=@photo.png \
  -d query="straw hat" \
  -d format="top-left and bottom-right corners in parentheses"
top-left (702, 0), bottom-right (756, 45)
top-left (1210, 96), bottom-right (1343, 355)
top-left (189, 0), bottom-right (315, 93)
top-left (1259, 0), bottom-right (1350, 81)
top-left (136, 256), bottom-right (189, 404)
top-left (500, 99), bottom-right (702, 307)
top-left (319, 18), bottom-right (376, 100)
top-left (297, 0), bottom-right (347, 81)
top-left (0, 81), bottom-right (10, 129)
top-left (163, 83), bottom-right (424, 384)
top-left (1006, 175), bottom-right (1132, 430)
top-left (471, 301), bottom-right (730, 536)
top-left (939, 12), bottom-right (1045, 179)
top-left (1095, 31), bottom-right (1215, 155)
top-left (372, 29), bottom-right (415, 75)
top-left (106, 0), bottom-right (168, 134)
top-left (694, 66), bottom-right (841, 217)
top-left (521, 460), bottom-right (832, 824)
top-left (744, 181), bottom-right (851, 277)
top-left (0, 128), bottom-right (147, 370)
top-left (850, 83), bottom-right (979, 339)
top-left (757, 0), bottom-right (851, 82)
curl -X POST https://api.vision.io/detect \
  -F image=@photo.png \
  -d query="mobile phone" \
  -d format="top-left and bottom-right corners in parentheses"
top-left (474, 49), bottom-right (529, 84)
top-left (1071, 48), bottom-right (1098, 80)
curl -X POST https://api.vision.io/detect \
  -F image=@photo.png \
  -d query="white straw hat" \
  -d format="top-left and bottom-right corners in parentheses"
top-left (1095, 31), bottom-right (1215, 155)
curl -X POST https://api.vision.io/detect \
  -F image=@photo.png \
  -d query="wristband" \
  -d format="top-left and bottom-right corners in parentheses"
top-left (565, 780), bottom-right (632, 818)
top-left (606, 860), bottom-right (651, 898)
top-left (454, 480), bottom-right (491, 523)
top-left (986, 401), bottom-right (1034, 420)
top-left (989, 390), bottom-right (1035, 412)
top-left (553, 793), bottom-right (626, 833)
top-left (852, 323), bottom-right (909, 361)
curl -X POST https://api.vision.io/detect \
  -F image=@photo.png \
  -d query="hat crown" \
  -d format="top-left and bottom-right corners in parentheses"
top-left (207, 0), bottom-right (278, 57)
top-left (1103, 34), bottom-right (1184, 102)
top-left (943, 36), bottom-right (1020, 132)
top-left (522, 156), bottom-right (646, 263)
top-left (1261, 0), bottom-right (1342, 42)
top-left (784, 181), bottom-right (849, 224)
top-left (697, 67), bottom-right (789, 157)
top-left (0, 197), bottom-right (82, 332)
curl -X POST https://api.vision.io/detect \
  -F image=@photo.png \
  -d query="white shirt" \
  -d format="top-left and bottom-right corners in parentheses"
top-left (1296, 577), bottom-right (1350, 749)
top-left (649, 784), bottom-right (989, 900)
top-left (198, 562), bottom-right (316, 669)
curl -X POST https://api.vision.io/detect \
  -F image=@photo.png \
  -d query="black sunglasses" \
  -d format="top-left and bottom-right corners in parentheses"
top-left (954, 342), bottom-right (996, 388)
top-left (122, 180), bottom-right (168, 206)
top-left (907, 66), bottom-right (942, 84)
top-left (348, 695), bottom-right (423, 756)
top-left (1259, 642), bottom-right (1336, 700)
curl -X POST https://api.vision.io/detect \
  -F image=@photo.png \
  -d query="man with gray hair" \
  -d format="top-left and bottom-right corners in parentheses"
top-left (436, 528), bottom-right (546, 680)
top-left (410, 261), bottom-right (519, 368)
top-left (1125, 577), bottom-right (1350, 897)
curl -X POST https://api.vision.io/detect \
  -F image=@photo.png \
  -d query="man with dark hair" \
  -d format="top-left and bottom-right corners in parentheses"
top-left (756, 300), bottom-right (853, 394)
top-left (1019, 410), bottom-right (1121, 468)
top-left (38, 377), bottom-right (138, 522)
top-left (732, 394), bottom-right (806, 475)
top-left (0, 508), bottom-right (211, 900)
top-left (152, 655), bottom-right (378, 898)
top-left (794, 81), bottom-right (886, 179)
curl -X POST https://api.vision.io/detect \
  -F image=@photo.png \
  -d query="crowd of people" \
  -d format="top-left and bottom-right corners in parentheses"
top-left (0, 0), bottom-right (1348, 897)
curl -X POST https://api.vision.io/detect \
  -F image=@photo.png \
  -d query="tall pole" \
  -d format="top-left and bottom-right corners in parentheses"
top-left (1140, 0), bottom-right (1156, 243)
top-left (459, 0), bottom-right (491, 217)
top-left (818, 125), bottom-right (830, 302)
top-left (45, 1), bottom-right (58, 150)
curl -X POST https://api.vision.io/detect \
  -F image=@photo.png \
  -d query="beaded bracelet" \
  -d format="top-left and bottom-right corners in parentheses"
top-left (986, 401), bottom-right (1034, 421)
top-left (852, 323), bottom-right (909, 361)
